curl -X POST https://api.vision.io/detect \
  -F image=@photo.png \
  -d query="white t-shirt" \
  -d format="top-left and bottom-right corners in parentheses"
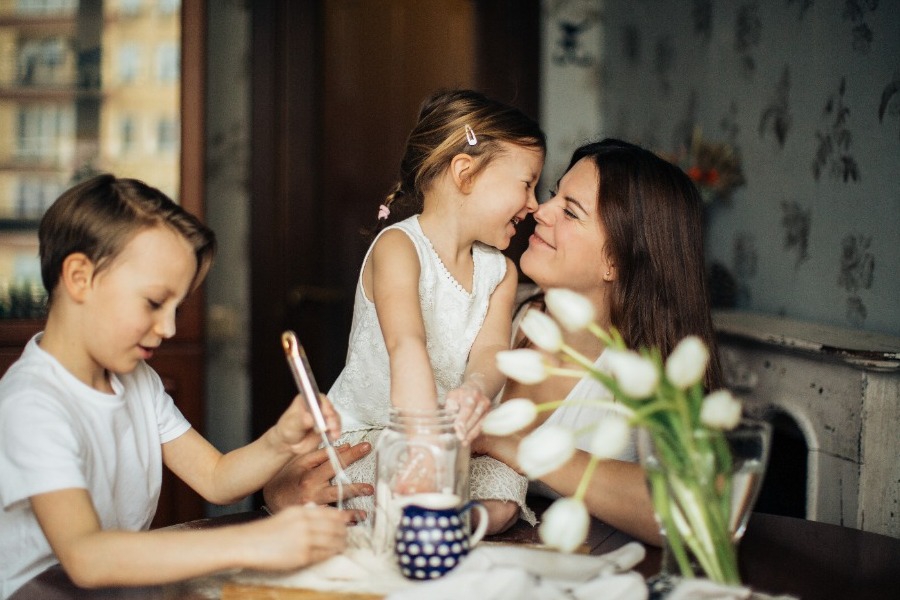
top-left (0, 334), bottom-right (191, 599)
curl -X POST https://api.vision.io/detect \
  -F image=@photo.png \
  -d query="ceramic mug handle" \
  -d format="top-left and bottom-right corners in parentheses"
top-left (461, 501), bottom-right (489, 547)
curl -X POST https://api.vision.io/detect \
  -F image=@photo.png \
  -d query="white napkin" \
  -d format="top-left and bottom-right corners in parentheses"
top-left (667, 579), bottom-right (799, 600)
top-left (385, 542), bottom-right (649, 600)
top-left (233, 528), bottom-right (414, 596)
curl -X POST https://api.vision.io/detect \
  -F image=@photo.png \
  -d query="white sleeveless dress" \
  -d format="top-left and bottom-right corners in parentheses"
top-left (329, 215), bottom-right (535, 524)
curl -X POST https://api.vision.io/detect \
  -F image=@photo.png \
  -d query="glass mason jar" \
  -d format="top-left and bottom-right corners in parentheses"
top-left (371, 407), bottom-right (470, 554)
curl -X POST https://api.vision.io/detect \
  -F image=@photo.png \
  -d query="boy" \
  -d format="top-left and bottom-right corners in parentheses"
top-left (0, 175), bottom-right (348, 599)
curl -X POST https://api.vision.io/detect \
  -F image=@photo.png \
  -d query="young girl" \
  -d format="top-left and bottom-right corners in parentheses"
top-left (0, 175), bottom-right (349, 599)
top-left (296, 89), bottom-right (545, 534)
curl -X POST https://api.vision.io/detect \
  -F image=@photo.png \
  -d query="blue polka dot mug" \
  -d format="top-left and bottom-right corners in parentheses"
top-left (394, 493), bottom-right (489, 580)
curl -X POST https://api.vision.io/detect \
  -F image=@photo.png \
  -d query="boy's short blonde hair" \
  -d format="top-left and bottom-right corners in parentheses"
top-left (39, 174), bottom-right (216, 305)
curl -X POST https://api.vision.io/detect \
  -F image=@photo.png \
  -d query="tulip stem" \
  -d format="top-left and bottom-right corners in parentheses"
top-left (574, 454), bottom-right (599, 501)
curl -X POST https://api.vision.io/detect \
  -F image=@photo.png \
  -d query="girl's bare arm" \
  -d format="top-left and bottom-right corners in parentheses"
top-left (368, 230), bottom-right (438, 411)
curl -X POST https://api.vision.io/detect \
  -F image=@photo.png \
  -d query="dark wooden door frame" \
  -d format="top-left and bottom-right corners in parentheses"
top-left (249, 0), bottom-right (539, 440)
top-left (249, 0), bottom-right (322, 437)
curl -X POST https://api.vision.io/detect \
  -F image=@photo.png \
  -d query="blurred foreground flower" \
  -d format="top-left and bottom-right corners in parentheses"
top-left (486, 288), bottom-right (748, 586)
top-left (539, 497), bottom-right (589, 553)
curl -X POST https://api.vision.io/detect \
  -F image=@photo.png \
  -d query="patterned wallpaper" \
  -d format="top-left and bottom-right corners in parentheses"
top-left (544, 0), bottom-right (899, 335)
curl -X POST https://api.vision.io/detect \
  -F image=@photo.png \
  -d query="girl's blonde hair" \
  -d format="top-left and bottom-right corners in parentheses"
top-left (378, 89), bottom-right (545, 226)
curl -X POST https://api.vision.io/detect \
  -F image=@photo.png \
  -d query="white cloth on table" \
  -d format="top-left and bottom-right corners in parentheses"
top-left (386, 542), bottom-right (648, 600)
top-left (235, 535), bottom-right (648, 599)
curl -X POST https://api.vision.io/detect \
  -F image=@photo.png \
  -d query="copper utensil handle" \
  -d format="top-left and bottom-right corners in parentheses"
top-left (281, 330), bottom-right (330, 435)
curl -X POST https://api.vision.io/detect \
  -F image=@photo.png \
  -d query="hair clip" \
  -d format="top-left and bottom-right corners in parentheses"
top-left (464, 124), bottom-right (478, 146)
top-left (377, 204), bottom-right (391, 220)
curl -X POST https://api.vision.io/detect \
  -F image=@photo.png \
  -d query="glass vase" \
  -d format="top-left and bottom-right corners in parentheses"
top-left (637, 419), bottom-right (772, 597)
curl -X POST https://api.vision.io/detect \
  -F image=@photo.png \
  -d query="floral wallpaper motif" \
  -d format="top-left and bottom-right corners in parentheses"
top-left (781, 201), bottom-right (811, 266)
top-left (878, 72), bottom-right (900, 140)
top-left (813, 77), bottom-right (860, 182)
top-left (692, 0), bottom-right (713, 42)
top-left (735, 2), bottom-right (762, 77)
top-left (595, 0), bottom-right (898, 334)
top-left (787, 0), bottom-right (815, 20)
top-left (759, 67), bottom-right (793, 148)
top-left (838, 233), bottom-right (875, 326)
top-left (654, 34), bottom-right (676, 95)
top-left (842, 0), bottom-right (879, 54)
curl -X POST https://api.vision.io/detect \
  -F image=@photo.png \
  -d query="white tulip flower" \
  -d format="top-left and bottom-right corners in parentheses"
top-left (481, 398), bottom-right (538, 436)
top-left (539, 497), bottom-right (590, 553)
top-left (520, 309), bottom-right (563, 353)
top-left (496, 349), bottom-right (549, 384)
top-left (605, 349), bottom-right (659, 398)
top-left (665, 335), bottom-right (710, 390)
top-left (588, 415), bottom-right (631, 459)
top-left (700, 389), bottom-right (743, 430)
top-left (545, 288), bottom-right (596, 332)
top-left (517, 424), bottom-right (575, 478)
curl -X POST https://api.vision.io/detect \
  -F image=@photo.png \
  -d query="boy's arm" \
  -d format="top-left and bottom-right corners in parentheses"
top-left (369, 230), bottom-right (438, 411)
top-left (163, 395), bottom-right (338, 505)
top-left (447, 258), bottom-right (517, 442)
top-left (30, 488), bottom-right (348, 588)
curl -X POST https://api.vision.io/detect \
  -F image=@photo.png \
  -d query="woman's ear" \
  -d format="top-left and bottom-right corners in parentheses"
top-left (449, 153), bottom-right (476, 193)
top-left (59, 253), bottom-right (95, 303)
top-left (603, 256), bottom-right (617, 282)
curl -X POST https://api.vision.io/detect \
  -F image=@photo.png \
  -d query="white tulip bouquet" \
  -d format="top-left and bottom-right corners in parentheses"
top-left (483, 288), bottom-right (746, 585)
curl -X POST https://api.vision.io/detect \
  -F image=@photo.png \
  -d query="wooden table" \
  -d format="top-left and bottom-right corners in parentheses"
top-left (11, 508), bottom-right (900, 599)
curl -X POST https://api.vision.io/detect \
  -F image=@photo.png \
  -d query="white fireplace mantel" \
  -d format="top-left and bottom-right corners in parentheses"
top-left (714, 310), bottom-right (900, 539)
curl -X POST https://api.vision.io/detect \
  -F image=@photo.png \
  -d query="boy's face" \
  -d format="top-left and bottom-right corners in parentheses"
top-left (83, 225), bottom-right (196, 377)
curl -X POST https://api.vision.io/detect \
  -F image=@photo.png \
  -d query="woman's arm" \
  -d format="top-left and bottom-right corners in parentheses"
top-left (30, 488), bottom-right (348, 588)
top-left (476, 432), bottom-right (661, 545)
top-left (367, 229), bottom-right (438, 411)
top-left (262, 442), bottom-right (373, 515)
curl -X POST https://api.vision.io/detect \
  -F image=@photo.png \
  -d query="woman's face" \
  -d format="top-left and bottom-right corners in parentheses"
top-left (520, 157), bottom-right (612, 304)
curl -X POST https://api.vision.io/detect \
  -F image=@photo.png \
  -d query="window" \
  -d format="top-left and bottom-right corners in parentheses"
top-left (120, 0), bottom-right (142, 17)
top-left (15, 0), bottom-right (77, 16)
top-left (119, 43), bottom-right (141, 83)
top-left (17, 38), bottom-right (70, 86)
top-left (120, 116), bottom-right (136, 154)
top-left (156, 42), bottom-right (179, 83)
top-left (157, 118), bottom-right (178, 154)
top-left (13, 178), bottom-right (64, 220)
top-left (15, 105), bottom-right (75, 162)
top-left (158, 0), bottom-right (180, 16)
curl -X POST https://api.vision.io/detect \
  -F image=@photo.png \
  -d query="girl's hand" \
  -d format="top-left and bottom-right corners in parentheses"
top-left (242, 504), bottom-right (350, 570)
top-left (445, 375), bottom-right (492, 445)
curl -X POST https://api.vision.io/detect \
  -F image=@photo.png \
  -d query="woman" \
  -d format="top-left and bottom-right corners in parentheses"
top-left (264, 138), bottom-right (721, 545)
top-left (473, 138), bottom-right (722, 544)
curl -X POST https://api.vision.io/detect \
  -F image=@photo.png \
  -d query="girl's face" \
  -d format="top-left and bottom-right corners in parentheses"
top-left (81, 225), bottom-right (196, 385)
top-left (467, 142), bottom-right (543, 250)
top-left (520, 157), bottom-right (612, 305)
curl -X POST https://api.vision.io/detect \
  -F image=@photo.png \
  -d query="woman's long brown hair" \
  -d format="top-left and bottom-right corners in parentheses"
top-left (560, 139), bottom-right (722, 389)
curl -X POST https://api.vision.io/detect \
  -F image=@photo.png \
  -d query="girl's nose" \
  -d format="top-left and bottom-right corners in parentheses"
top-left (533, 199), bottom-right (553, 225)
top-left (525, 188), bottom-right (539, 213)
top-left (156, 311), bottom-right (177, 339)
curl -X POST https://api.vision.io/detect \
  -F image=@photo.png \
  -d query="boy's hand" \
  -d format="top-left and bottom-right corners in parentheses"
top-left (272, 394), bottom-right (342, 454)
top-left (243, 504), bottom-right (349, 570)
top-left (445, 375), bottom-right (491, 446)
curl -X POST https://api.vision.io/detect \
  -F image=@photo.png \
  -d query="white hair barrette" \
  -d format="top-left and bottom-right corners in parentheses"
top-left (464, 124), bottom-right (478, 146)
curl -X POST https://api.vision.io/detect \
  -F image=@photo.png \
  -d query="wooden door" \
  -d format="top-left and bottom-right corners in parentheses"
top-left (249, 0), bottom-right (539, 438)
